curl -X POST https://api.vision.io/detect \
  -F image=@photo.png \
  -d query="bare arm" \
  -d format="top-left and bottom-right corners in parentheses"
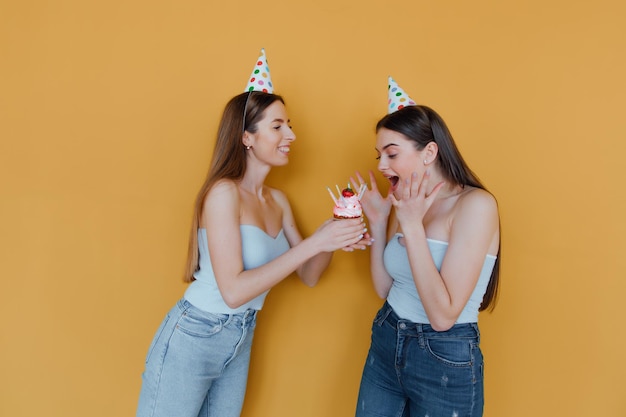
top-left (272, 188), bottom-right (365, 287)
top-left (354, 171), bottom-right (395, 298)
top-left (205, 181), bottom-right (365, 307)
top-left (396, 174), bottom-right (499, 330)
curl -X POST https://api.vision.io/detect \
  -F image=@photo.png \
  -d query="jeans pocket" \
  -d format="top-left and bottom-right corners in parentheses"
top-left (175, 309), bottom-right (224, 338)
top-left (145, 313), bottom-right (171, 364)
top-left (425, 337), bottom-right (473, 367)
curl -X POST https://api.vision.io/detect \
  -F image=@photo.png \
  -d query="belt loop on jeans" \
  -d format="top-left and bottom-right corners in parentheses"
top-left (377, 301), bottom-right (394, 327)
top-left (177, 299), bottom-right (190, 313)
top-left (470, 322), bottom-right (480, 342)
top-left (415, 323), bottom-right (426, 348)
top-left (243, 309), bottom-right (256, 326)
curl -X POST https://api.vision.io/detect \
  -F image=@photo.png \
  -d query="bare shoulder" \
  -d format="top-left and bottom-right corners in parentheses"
top-left (267, 187), bottom-right (290, 208)
top-left (208, 178), bottom-right (238, 197)
top-left (451, 187), bottom-right (500, 255)
top-left (202, 179), bottom-right (240, 217)
top-left (457, 186), bottom-right (498, 214)
top-left (267, 187), bottom-right (298, 238)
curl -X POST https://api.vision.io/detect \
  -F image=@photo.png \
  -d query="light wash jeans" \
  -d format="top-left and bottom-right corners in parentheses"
top-left (137, 299), bottom-right (257, 417)
top-left (356, 301), bottom-right (484, 417)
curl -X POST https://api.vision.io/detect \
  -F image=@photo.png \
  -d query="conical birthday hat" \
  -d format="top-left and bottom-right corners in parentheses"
top-left (244, 48), bottom-right (274, 93)
top-left (387, 76), bottom-right (416, 113)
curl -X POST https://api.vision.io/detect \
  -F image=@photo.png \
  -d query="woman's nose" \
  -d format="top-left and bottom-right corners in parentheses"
top-left (285, 126), bottom-right (295, 141)
top-left (377, 158), bottom-right (386, 172)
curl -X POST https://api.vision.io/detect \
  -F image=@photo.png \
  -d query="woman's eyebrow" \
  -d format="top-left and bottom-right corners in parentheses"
top-left (381, 143), bottom-right (398, 151)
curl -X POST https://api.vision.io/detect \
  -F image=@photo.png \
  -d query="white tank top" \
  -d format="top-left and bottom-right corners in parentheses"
top-left (385, 233), bottom-right (497, 324)
top-left (184, 225), bottom-right (290, 313)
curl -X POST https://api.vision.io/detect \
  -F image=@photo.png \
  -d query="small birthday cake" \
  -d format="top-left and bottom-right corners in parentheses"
top-left (327, 184), bottom-right (365, 219)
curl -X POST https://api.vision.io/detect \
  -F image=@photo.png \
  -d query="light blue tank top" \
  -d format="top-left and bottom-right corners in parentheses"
top-left (184, 225), bottom-right (290, 314)
top-left (384, 233), bottom-right (497, 324)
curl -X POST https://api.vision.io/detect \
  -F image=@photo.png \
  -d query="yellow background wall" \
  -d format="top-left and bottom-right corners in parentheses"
top-left (1, 0), bottom-right (625, 416)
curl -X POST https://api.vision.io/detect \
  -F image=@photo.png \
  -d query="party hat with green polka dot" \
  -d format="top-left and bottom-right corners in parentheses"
top-left (387, 76), bottom-right (416, 113)
top-left (245, 48), bottom-right (274, 93)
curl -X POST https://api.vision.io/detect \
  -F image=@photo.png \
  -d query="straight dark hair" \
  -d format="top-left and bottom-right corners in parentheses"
top-left (183, 91), bottom-right (285, 282)
top-left (376, 105), bottom-right (500, 311)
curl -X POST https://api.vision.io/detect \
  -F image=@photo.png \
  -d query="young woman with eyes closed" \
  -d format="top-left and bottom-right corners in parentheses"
top-left (352, 77), bottom-right (500, 417)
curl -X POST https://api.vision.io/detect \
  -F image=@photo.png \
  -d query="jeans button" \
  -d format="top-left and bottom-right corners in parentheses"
top-left (399, 323), bottom-right (406, 329)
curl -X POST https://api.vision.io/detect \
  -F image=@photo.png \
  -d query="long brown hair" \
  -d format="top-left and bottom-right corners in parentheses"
top-left (182, 91), bottom-right (285, 282)
top-left (376, 105), bottom-right (501, 311)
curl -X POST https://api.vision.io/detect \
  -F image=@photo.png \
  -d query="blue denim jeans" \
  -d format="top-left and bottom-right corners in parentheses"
top-left (355, 302), bottom-right (484, 417)
top-left (137, 299), bottom-right (257, 417)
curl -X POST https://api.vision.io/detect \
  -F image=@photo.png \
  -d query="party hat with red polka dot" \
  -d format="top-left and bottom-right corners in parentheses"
top-left (387, 76), bottom-right (416, 113)
top-left (245, 48), bottom-right (274, 93)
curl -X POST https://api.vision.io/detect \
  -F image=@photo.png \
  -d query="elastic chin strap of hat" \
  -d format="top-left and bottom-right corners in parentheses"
top-left (242, 91), bottom-right (253, 135)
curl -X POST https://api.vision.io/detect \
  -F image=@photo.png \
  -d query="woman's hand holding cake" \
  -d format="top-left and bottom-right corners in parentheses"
top-left (326, 183), bottom-right (372, 251)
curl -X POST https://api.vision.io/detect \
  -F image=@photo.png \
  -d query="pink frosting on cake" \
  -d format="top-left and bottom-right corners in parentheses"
top-left (333, 195), bottom-right (362, 219)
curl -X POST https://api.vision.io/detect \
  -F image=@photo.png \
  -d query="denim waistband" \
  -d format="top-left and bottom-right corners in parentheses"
top-left (378, 301), bottom-right (479, 338)
top-left (177, 298), bottom-right (257, 326)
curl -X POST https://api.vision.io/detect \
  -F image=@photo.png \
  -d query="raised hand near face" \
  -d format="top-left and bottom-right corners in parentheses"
top-left (390, 170), bottom-right (445, 227)
top-left (351, 170), bottom-right (393, 228)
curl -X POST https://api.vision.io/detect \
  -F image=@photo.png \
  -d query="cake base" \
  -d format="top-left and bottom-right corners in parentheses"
top-left (333, 215), bottom-right (361, 220)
